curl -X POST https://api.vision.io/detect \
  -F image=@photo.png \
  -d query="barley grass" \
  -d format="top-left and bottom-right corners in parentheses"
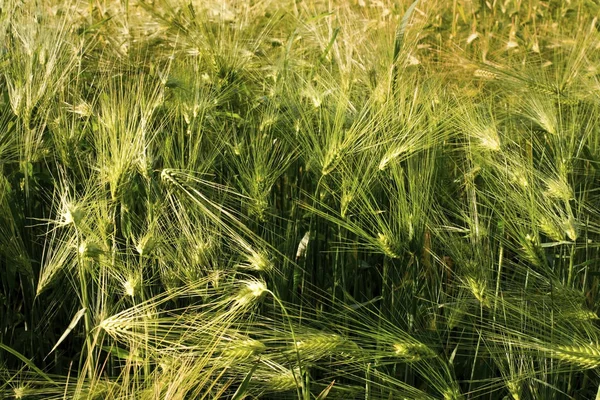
top-left (2, 0), bottom-right (600, 399)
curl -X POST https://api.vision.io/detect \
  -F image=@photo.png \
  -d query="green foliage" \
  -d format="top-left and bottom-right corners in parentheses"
top-left (1, 0), bottom-right (600, 399)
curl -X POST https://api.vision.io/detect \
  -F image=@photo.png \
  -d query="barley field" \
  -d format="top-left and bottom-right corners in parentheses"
top-left (1, 0), bottom-right (600, 398)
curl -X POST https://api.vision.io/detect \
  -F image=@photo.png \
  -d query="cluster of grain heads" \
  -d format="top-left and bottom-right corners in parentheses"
top-left (96, 279), bottom-right (272, 366)
top-left (3, 0), bottom-right (600, 399)
top-left (4, 0), bottom-right (82, 169)
top-left (224, 131), bottom-right (296, 222)
top-left (1, 371), bottom-right (117, 400)
top-left (95, 73), bottom-right (165, 201)
top-left (484, 294), bottom-right (600, 375)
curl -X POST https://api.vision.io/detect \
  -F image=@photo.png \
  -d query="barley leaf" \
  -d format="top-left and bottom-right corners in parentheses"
top-left (47, 308), bottom-right (87, 357)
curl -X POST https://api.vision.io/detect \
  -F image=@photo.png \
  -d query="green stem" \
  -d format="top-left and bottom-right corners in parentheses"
top-left (493, 244), bottom-right (504, 320)
top-left (567, 243), bottom-right (576, 288)
top-left (76, 230), bottom-right (95, 380)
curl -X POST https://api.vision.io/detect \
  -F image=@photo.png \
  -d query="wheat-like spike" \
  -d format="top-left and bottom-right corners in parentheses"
top-left (376, 233), bottom-right (402, 259)
top-left (465, 275), bottom-right (490, 308)
top-left (221, 338), bottom-right (266, 359)
top-left (265, 367), bottom-right (301, 391)
top-left (379, 144), bottom-right (411, 171)
top-left (78, 241), bottom-right (104, 261)
top-left (443, 386), bottom-right (464, 400)
top-left (322, 148), bottom-right (341, 176)
top-left (562, 217), bottom-right (578, 241)
top-left (99, 315), bottom-right (134, 337)
top-left (545, 178), bottom-right (573, 201)
top-left (564, 309), bottom-right (599, 321)
top-left (233, 280), bottom-right (268, 307)
top-left (242, 250), bottom-right (273, 272)
top-left (554, 343), bottom-right (600, 369)
top-left (506, 380), bottom-right (521, 400)
top-left (538, 216), bottom-right (565, 242)
top-left (525, 81), bottom-right (557, 96)
top-left (392, 340), bottom-right (436, 362)
top-left (521, 234), bottom-right (546, 267)
top-left (294, 333), bottom-right (354, 361)
top-left (474, 69), bottom-right (499, 80)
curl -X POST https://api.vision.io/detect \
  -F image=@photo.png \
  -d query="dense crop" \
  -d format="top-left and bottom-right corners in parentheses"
top-left (2, 0), bottom-right (600, 398)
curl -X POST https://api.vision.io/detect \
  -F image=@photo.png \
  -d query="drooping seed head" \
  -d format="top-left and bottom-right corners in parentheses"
top-left (244, 250), bottom-right (273, 272)
top-left (563, 218), bottom-right (578, 241)
top-left (506, 380), bottom-right (521, 400)
top-left (554, 343), bottom-right (600, 369)
top-left (379, 145), bottom-right (410, 171)
top-left (61, 203), bottom-right (84, 227)
top-left (565, 309), bottom-right (598, 321)
top-left (123, 275), bottom-right (139, 298)
top-left (474, 69), bottom-right (498, 80)
top-left (234, 280), bottom-right (267, 307)
top-left (442, 386), bottom-right (464, 400)
top-left (392, 341), bottom-right (436, 361)
top-left (294, 333), bottom-right (350, 361)
top-left (376, 233), bottom-right (402, 259)
top-left (538, 216), bottom-right (564, 242)
top-left (78, 241), bottom-right (104, 260)
top-left (265, 367), bottom-right (301, 391)
top-left (545, 178), bottom-right (573, 201)
top-left (221, 338), bottom-right (266, 359)
top-left (135, 233), bottom-right (157, 256)
top-left (465, 275), bottom-right (490, 308)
